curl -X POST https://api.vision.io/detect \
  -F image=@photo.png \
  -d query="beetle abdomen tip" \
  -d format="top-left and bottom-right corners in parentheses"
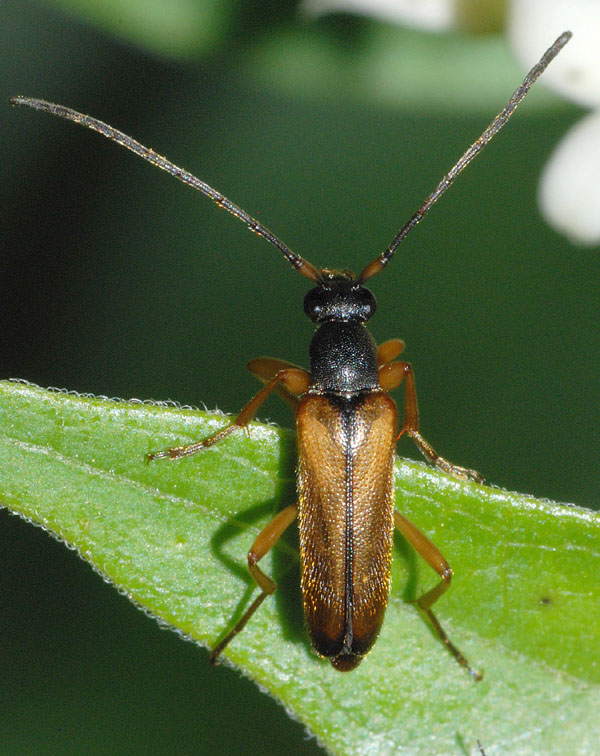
top-left (331, 653), bottom-right (363, 672)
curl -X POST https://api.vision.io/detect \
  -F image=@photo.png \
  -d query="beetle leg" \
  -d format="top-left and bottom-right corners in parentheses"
top-left (148, 366), bottom-right (311, 460)
top-left (248, 357), bottom-right (308, 411)
top-left (376, 338), bottom-right (405, 366)
top-left (393, 510), bottom-right (482, 681)
top-left (380, 358), bottom-right (482, 483)
top-left (210, 504), bottom-right (298, 664)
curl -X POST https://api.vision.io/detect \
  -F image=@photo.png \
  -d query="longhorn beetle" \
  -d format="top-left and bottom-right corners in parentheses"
top-left (11, 31), bottom-right (571, 678)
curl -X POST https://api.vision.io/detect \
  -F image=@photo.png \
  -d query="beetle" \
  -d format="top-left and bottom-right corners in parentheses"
top-left (11, 31), bottom-right (570, 677)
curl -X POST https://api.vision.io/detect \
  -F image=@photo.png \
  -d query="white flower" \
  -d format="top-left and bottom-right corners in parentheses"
top-left (537, 110), bottom-right (600, 245)
top-left (508, 0), bottom-right (600, 245)
top-left (303, 0), bottom-right (600, 245)
top-left (509, 0), bottom-right (600, 108)
top-left (301, 0), bottom-right (457, 32)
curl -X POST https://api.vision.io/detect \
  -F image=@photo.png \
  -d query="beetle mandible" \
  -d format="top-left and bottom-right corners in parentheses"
top-left (11, 31), bottom-right (571, 678)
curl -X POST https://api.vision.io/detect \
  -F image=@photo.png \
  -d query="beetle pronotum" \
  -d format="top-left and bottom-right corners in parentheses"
top-left (11, 31), bottom-right (571, 678)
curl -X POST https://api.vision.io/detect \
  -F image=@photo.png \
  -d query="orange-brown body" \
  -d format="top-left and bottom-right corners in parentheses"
top-left (297, 392), bottom-right (397, 671)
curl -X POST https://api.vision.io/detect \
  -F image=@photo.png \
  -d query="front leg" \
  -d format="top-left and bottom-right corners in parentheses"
top-left (377, 347), bottom-right (482, 483)
top-left (247, 357), bottom-right (307, 411)
top-left (148, 362), bottom-right (311, 461)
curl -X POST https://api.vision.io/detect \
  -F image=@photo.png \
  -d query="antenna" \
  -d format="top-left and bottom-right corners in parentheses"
top-left (358, 31), bottom-right (572, 284)
top-left (9, 95), bottom-right (323, 284)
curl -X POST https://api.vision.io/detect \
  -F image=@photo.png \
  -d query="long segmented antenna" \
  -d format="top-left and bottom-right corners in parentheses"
top-left (11, 31), bottom-right (571, 287)
top-left (9, 95), bottom-right (323, 285)
top-left (358, 30), bottom-right (572, 283)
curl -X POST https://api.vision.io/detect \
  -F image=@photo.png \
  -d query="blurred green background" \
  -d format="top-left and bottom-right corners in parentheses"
top-left (2, 2), bottom-right (597, 754)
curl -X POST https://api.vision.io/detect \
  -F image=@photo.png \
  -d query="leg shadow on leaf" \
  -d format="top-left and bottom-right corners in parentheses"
top-left (208, 431), bottom-right (307, 657)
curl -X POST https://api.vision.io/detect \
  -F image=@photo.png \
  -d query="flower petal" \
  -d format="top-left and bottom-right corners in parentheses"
top-left (301, 0), bottom-right (456, 31)
top-left (539, 109), bottom-right (600, 245)
top-left (508, 0), bottom-right (600, 107)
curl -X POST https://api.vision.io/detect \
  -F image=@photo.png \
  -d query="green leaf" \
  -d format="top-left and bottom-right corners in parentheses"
top-left (1, 379), bottom-right (599, 755)
top-left (42, 0), bottom-right (234, 58)
top-left (32, 1), bottom-right (568, 112)
top-left (247, 26), bottom-right (570, 114)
